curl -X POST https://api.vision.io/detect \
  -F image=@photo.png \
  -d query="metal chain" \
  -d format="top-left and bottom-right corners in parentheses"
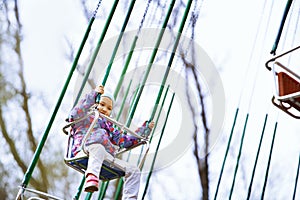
top-left (137, 0), bottom-right (152, 35)
top-left (92, 0), bottom-right (103, 18)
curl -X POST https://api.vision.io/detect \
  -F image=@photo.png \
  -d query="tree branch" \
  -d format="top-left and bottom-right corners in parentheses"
top-left (12, 0), bottom-right (49, 191)
top-left (181, 53), bottom-right (209, 200)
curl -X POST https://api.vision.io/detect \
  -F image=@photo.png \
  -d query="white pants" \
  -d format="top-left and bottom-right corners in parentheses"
top-left (85, 144), bottom-right (141, 200)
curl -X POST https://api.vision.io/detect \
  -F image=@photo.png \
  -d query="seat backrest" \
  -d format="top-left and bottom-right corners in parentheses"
top-left (276, 71), bottom-right (300, 113)
top-left (278, 72), bottom-right (300, 96)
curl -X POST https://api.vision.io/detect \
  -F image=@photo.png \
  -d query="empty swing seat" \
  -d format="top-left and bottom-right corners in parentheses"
top-left (277, 72), bottom-right (300, 110)
top-left (269, 61), bottom-right (300, 118)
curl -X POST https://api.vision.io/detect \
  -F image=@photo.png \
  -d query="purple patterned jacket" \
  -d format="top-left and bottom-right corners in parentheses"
top-left (69, 90), bottom-right (150, 156)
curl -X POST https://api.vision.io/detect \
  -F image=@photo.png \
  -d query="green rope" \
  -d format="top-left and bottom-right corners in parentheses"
top-left (86, 4), bottom-right (140, 196)
top-left (270, 0), bottom-right (293, 55)
top-left (74, 0), bottom-right (148, 198)
top-left (72, 2), bottom-right (120, 198)
top-left (141, 92), bottom-right (175, 199)
top-left (98, 181), bottom-right (109, 200)
top-left (129, 83), bottom-right (140, 113)
top-left (293, 154), bottom-right (300, 200)
top-left (113, 0), bottom-right (152, 99)
top-left (98, 83), bottom-right (141, 200)
top-left (73, 1), bottom-right (136, 198)
top-left (139, 85), bottom-right (170, 170)
top-left (114, 0), bottom-right (177, 194)
top-left (113, 1), bottom-right (176, 199)
top-left (19, 10), bottom-right (96, 190)
top-left (149, 85), bottom-right (170, 143)
top-left (229, 113), bottom-right (249, 199)
top-left (74, 0), bottom-right (120, 106)
top-left (95, 0), bottom-right (137, 104)
top-left (261, 122), bottom-right (278, 199)
top-left (84, 191), bottom-right (93, 200)
top-left (116, 0), bottom-right (192, 198)
top-left (136, 85), bottom-right (170, 166)
top-left (73, 177), bottom-right (85, 200)
top-left (112, 82), bottom-right (139, 200)
top-left (213, 108), bottom-right (239, 199)
top-left (98, 182), bottom-right (107, 200)
top-left (214, 0), bottom-right (269, 196)
top-left (246, 114), bottom-right (268, 199)
top-left (149, 0), bottom-right (193, 122)
top-left (98, 80), bottom-right (132, 200)
top-left (113, 36), bottom-right (137, 99)
top-left (124, 0), bottom-right (176, 127)
top-left (101, 0), bottom-right (136, 87)
top-left (116, 80), bottom-right (132, 121)
top-left (114, 178), bottom-right (124, 200)
top-left (73, 0), bottom-right (119, 198)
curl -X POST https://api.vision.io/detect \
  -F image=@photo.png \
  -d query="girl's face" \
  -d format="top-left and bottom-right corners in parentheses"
top-left (97, 96), bottom-right (113, 116)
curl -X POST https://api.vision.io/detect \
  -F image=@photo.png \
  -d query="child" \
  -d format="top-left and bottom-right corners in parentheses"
top-left (68, 85), bottom-right (154, 199)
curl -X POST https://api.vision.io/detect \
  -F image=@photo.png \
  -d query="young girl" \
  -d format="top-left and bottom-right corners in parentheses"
top-left (68, 85), bottom-right (154, 199)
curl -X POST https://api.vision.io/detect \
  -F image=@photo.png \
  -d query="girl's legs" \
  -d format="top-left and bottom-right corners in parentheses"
top-left (122, 164), bottom-right (141, 200)
top-left (85, 143), bottom-right (106, 178)
top-left (84, 130), bottom-right (116, 192)
top-left (84, 131), bottom-right (141, 198)
top-left (84, 143), bottom-right (107, 192)
top-left (110, 156), bottom-right (141, 200)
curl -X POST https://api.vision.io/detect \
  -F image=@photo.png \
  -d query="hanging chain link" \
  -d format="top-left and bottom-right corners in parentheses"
top-left (137, 0), bottom-right (152, 35)
top-left (92, 0), bottom-right (103, 18)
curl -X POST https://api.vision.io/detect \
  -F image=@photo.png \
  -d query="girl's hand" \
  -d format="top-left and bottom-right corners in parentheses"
top-left (95, 85), bottom-right (104, 94)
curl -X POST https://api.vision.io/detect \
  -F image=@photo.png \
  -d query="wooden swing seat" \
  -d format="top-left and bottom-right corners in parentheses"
top-left (277, 71), bottom-right (300, 109)
top-left (270, 62), bottom-right (300, 118)
top-left (265, 45), bottom-right (300, 118)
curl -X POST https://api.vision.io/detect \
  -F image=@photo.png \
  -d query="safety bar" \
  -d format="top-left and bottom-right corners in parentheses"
top-left (265, 44), bottom-right (300, 71)
top-left (98, 112), bottom-right (144, 139)
top-left (63, 107), bottom-right (149, 159)
top-left (16, 186), bottom-right (63, 200)
top-left (62, 107), bottom-right (144, 139)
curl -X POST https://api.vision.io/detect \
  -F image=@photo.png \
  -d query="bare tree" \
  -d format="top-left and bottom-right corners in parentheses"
top-left (0, 1), bottom-right (76, 199)
top-left (0, 0), bottom-right (49, 192)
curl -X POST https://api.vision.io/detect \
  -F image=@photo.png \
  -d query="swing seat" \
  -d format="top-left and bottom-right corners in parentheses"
top-left (277, 72), bottom-right (300, 105)
top-left (270, 61), bottom-right (300, 119)
top-left (64, 149), bottom-right (125, 181)
top-left (63, 110), bottom-right (148, 181)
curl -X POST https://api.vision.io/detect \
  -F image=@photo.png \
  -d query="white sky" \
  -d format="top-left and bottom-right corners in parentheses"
top-left (17, 0), bottom-right (300, 199)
